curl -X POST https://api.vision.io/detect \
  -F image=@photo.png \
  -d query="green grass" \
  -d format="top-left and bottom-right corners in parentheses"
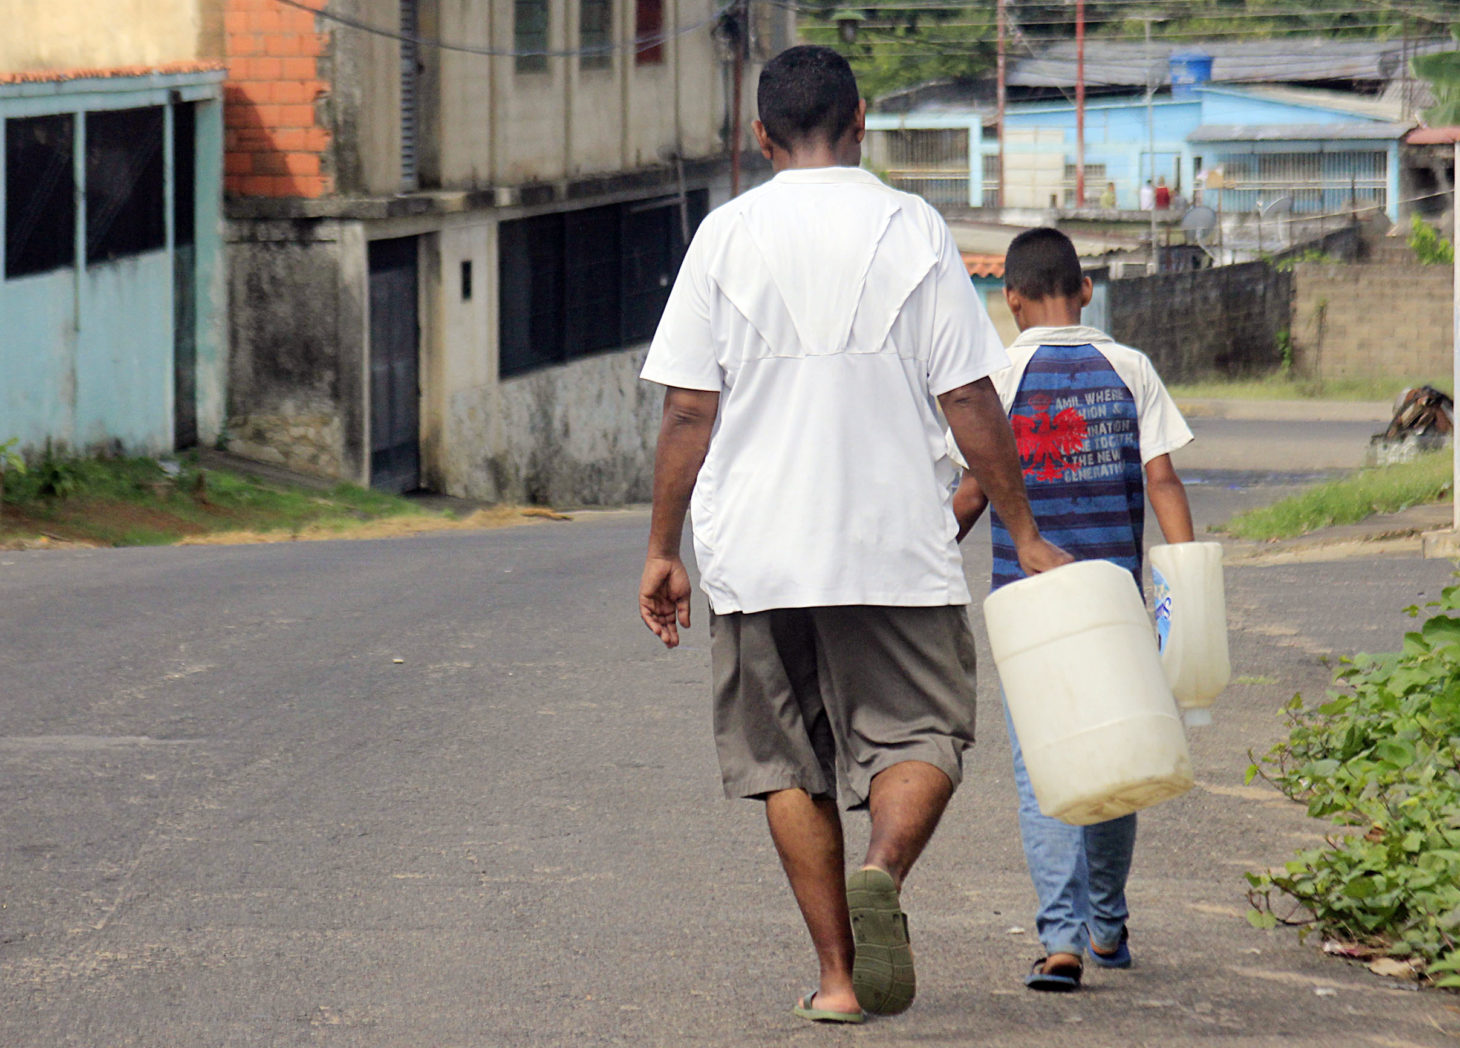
top-left (1219, 451), bottom-right (1453, 541)
top-left (1168, 373), bottom-right (1449, 403)
top-left (0, 452), bottom-right (455, 547)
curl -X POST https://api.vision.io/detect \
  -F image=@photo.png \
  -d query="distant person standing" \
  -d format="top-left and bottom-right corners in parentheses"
top-left (1099, 182), bottom-right (1117, 209)
top-left (637, 45), bottom-right (1069, 1024)
top-left (1138, 180), bottom-right (1155, 210)
top-left (1154, 176), bottom-right (1171, 210)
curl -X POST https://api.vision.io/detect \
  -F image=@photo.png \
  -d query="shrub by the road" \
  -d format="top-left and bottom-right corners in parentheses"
top-left (1246, 582), bottom-right (1460, 988)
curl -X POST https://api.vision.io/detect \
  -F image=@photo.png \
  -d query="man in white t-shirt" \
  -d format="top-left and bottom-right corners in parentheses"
top-left (637, 45), bottom-right (1069, 1023)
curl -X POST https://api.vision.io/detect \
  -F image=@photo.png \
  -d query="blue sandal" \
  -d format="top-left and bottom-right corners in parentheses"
top-left (1025, 956), bottom-right (1082, 992)
top-left (1088, 927), bottom-right (1133, 969)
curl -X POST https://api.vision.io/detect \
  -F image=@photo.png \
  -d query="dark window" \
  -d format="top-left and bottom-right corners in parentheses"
top-left (461, 259), bottom-right (473, 300)
top-left (498, 190), bottom-right (707, 378)
top-left (580, 0), bottom-right (612, 71)
top-left (400, 0), bottom-right (419, 189)
top-left (173, 103), bottom-right (196, 248)
top-left (635, 0), bottom-right (663, 65)
top-left (86, 107), bottom-right (166, 264)
top-left (515, 0), bottom-right (549, 73)
top-left (5, 114), bottom-right (76, 279)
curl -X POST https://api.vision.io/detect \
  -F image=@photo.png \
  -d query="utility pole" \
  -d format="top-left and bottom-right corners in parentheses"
top-left (996, 0), bottom-right (1006, 209)
top-left (1145, 16), bottom-right (1159, 274)
top-left (1075, 0), bottom-right (1086, 207)
top-left (729, 0), bottom-right (748, 197)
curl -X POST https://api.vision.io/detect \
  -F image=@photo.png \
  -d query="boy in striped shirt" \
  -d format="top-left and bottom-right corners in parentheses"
top-left (951, 226), bottom-right (1196, 992)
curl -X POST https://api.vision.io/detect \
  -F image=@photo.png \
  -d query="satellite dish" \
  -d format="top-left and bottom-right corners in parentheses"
top-left (1180, 205), bottom-right (1217, 241)
top-left (1260, 196), bottom-right (1293, 218)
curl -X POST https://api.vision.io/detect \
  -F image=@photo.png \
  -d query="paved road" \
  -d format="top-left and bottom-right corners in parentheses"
top-left (2, 419), bottom-right (1458, 1047)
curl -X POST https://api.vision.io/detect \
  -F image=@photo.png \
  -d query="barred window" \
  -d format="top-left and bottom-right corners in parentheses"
top-left (515, 0), bottom-right (550, 73)
top-left (499, 191), bottom-right (708, 378)
top-left (580, 0), bottom-right (612, 71)
top-left (5, 114), bottom-right (76, 279)
top-left (635, 0), bottom-right (663, 65)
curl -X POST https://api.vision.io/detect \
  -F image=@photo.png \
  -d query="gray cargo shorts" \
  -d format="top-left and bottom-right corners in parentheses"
top-left (709, 604), bottom-right (978, 810)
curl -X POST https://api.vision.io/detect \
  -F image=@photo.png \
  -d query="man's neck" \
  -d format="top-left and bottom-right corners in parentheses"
top-left (769, 139), bottom-right (860, 173)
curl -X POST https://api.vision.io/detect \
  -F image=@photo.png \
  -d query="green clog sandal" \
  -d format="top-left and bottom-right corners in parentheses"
top-left (846, 867), bottom-right (916, 1015)
top-left (792, 991), bottom-right (865, 1024)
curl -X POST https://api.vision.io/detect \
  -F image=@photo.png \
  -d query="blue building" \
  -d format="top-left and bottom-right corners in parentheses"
top-left (1, 65), bottom-right (226, 457)
top-left (866, 75), bottom-right (1410, 221)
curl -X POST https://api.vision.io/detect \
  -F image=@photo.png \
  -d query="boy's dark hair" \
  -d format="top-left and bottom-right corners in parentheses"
top-left (1004, 227), bottom-right (1085, 301)
top-left (756, 45), bottom-right (860, 151)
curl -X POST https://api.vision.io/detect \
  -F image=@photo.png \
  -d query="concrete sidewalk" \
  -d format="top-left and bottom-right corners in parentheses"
top-left (1176, 398), bottom-right (1393, 423)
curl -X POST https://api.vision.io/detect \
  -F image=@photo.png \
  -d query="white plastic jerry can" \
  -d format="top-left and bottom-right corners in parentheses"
top-left (1148, 542), bottom-right (1231, 727)
top-left (984, 559), bottom-right (1194, 826)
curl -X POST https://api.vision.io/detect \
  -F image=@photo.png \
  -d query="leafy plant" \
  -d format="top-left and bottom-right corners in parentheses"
top-left (1246, 582), bottom-right (1460, 987)
top-left (1274, 250), bottom-right (1339, 272)
top-left (1275, 329), bottom-right (1294, 377)
top-left (1407, 214), bottom-right (1454, 266)
top-left (0, 437), bottom-right (25, 510)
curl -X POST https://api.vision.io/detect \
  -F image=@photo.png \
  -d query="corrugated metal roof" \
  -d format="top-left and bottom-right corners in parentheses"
top-left (1208, 84), bottom-right (1403, 121)
top-left (1007, 37), bottom-right (1451, 90)
top-left (1188, 121), bottom-right (1414, 143)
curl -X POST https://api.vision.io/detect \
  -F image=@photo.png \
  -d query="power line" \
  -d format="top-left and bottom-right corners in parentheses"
top-left (273, 0), bottom-right (735, 59)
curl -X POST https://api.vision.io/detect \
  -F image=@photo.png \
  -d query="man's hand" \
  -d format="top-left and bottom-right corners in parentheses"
top-left (1015, 536), bottom-right (1075, 577)
top-left (639, 554), bottom-right (694, 648)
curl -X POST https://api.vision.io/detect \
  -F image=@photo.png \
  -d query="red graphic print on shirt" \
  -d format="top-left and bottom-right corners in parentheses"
top-left (1012, 394), bottom-right (1090, 481)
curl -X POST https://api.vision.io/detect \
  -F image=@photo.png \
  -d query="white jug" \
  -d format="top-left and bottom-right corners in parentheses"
top-left (984, 559), bottom-right (1194, 826)
top-left (1149, 542), bottom-right (1231, 727)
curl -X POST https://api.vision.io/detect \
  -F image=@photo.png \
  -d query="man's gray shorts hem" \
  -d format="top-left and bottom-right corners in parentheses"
top-left (710, 604), bottom-right (978, 811)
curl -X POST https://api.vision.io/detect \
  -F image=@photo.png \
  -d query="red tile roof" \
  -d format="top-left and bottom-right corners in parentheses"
top-left (1407, 127), bottom-right (1460, 145)
top-left (963, 253), bottom-right (1006, 279)
top-left (0, 61), bottom-right (225, 85)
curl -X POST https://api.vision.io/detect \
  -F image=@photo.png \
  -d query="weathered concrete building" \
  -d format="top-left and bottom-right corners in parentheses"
top-left (222, 0), bottom-right (790, 500)
top-left (0, 1), bottom-right (228, 456)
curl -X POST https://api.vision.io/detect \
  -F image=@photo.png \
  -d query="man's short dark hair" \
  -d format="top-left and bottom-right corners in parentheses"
top-left (1003, 227), bottom-right (1085, 301)
top-left (757, 45), bottom-right (860, 151)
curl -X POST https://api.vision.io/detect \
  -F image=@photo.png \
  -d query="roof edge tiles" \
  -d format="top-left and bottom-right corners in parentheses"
top-left (963, 253), bottom-right (1005, 279)
top-left (0, 60), bottom-right (226, 85)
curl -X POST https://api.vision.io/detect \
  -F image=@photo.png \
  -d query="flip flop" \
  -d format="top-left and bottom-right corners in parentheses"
top-left (792, 991), bottom-right (865, 1024)
top-left (846, 867), bottom-right (916, 1015)
top-left (1088, 927), bottom-right (1133, 969)
top-left (1025, 956), bottom-right (1083, 992)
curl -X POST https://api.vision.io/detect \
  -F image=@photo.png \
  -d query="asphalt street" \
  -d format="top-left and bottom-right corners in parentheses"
top-left (2, 414), bottom-right (1458, 1047)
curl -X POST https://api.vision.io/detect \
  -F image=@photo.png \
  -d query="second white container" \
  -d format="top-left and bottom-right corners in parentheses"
top-left (984, 559), bottom-right (1194, 826)
top-left (1149, 541), bottom-right (1231, 726)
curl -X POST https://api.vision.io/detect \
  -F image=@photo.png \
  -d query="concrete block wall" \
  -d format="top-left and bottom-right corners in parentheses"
top-left (1289, 262), bottom-right (1454, 383)
top-left (1106, 261), bottom-right (1290, 383)
top-left (222, 0), bottom-right (333, 198)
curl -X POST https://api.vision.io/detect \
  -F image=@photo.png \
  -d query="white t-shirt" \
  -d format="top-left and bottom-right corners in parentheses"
top-left (947, 324), bottom-right (1193, 468)
top-left (640, 166), bottom-right (1007, 614)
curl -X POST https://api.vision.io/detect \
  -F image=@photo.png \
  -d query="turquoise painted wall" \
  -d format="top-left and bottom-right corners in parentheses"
top-left (0, 71), bottom-right (224, 457)
top-left (984, 87), bottom-right (1397, 210)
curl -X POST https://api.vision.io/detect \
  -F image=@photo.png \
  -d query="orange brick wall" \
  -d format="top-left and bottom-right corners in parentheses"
top-left (223, 0), bottom-right (332, 198)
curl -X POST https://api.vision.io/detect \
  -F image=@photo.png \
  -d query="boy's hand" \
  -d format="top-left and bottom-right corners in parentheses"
top-left (640, 554), bottom-right (693, 648)
top-left (952, 472), bottom-right (989, 542)
top-left (1016, 537), bottom-right (1074, 576)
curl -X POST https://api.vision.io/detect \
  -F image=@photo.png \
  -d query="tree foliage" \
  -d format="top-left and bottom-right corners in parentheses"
top-left (1412, 50), bottom-right (1460, 126)
top-left (797, 0), bottom-right (1458, 102)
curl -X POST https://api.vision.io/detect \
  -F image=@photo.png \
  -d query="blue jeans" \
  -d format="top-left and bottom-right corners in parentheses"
top-left (1004, 699), bottom-right (1136, 958)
